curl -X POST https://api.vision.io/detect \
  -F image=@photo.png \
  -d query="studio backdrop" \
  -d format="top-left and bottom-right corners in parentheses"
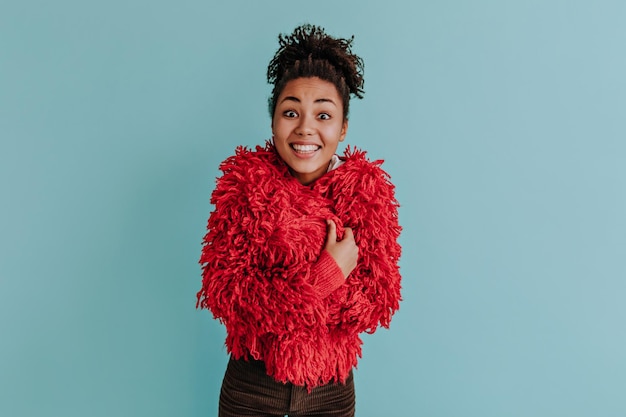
top-left (1, 1), bottom-right (625, 416)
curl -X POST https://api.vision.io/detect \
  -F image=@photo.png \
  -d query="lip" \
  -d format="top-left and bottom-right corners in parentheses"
top-left (289, 142), bottom-right (321, 159)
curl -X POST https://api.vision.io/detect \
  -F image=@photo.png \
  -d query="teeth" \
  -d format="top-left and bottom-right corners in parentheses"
top-left (292, 144), bottom-right (319, 152)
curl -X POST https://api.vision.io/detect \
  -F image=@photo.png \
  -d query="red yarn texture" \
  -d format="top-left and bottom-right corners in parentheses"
top-left (197, 143), bottom-right (402, 389)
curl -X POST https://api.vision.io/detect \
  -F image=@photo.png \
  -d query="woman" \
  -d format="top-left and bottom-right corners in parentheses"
top-left (197, 24), bottom-right (402, 417)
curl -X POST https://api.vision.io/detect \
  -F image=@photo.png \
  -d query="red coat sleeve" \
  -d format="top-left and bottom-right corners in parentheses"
top-left (327, 156), bottom-right (402, 335)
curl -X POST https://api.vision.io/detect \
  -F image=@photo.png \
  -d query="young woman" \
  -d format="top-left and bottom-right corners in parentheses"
top-left (197, 24), bottom-right (402, 417)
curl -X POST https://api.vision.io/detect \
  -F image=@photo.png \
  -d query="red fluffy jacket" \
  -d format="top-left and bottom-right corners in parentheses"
top-left (197, 142), bottom-right (402, 388)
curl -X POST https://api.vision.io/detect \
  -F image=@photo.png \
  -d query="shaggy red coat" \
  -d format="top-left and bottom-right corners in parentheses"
top-left (197, 142), bottom-right (402, 388)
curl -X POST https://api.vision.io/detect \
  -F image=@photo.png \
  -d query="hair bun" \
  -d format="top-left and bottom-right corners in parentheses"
top-left (267, 24), bottom-right (364, 99)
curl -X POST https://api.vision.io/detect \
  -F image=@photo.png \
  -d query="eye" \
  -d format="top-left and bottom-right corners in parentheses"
top-left (283, 110), bottom-right (298, 118)
top-left (318, 113), bottom-right (331, 120)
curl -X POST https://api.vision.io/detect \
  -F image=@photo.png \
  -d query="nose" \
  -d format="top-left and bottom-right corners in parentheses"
top-left (295, 114), bottom-right (314, 136)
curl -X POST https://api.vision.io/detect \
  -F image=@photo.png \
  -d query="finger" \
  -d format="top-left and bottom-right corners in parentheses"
top-left (343, 227), bottom-right (354, 240)
top-left (326, 219), bottom-right (337, 241)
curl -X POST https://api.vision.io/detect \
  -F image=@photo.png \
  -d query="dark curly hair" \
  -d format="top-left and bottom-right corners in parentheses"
top-left (267, 24), bottom-right (365, 119)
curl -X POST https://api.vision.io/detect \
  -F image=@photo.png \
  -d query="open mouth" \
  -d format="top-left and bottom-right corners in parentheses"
top-left (291, 144), bottom-right (321, 154)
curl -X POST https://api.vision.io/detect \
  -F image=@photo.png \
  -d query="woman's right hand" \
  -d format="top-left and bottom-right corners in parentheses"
top-left (324, 220), bottom-right (359, 279)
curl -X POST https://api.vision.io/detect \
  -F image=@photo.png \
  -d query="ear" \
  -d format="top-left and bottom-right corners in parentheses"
top-left (339, 119), bottom-right (349, 142)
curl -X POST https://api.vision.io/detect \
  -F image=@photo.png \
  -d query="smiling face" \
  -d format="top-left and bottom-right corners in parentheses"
top-left (272, 77), bottom-right (348, 185)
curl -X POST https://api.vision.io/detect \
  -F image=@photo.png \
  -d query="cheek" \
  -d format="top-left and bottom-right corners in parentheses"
top-left (325, 124), bottom-right (344, 141)
top-left (272, 119), bottom-right (290, 138)
top-left (274, 130), bottom-right (289, 144)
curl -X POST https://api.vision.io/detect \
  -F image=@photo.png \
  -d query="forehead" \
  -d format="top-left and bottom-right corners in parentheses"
top-left (278, 77), bottom-right (342, 102)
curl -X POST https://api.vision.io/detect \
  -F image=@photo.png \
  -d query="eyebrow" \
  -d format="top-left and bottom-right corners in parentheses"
top-left (281, 96), bottom-right (337, 106)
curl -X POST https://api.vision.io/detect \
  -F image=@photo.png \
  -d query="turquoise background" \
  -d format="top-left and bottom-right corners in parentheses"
top-left (1, 1), bottom-right (625, 416)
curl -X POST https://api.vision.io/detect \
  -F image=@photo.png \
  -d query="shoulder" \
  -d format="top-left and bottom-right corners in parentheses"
top-left (211, 142), bottom-right (288, 204)
top-left (336, 146), bottom-right (395, 189)
top-left (218, 142), bottom-right (282, 176)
